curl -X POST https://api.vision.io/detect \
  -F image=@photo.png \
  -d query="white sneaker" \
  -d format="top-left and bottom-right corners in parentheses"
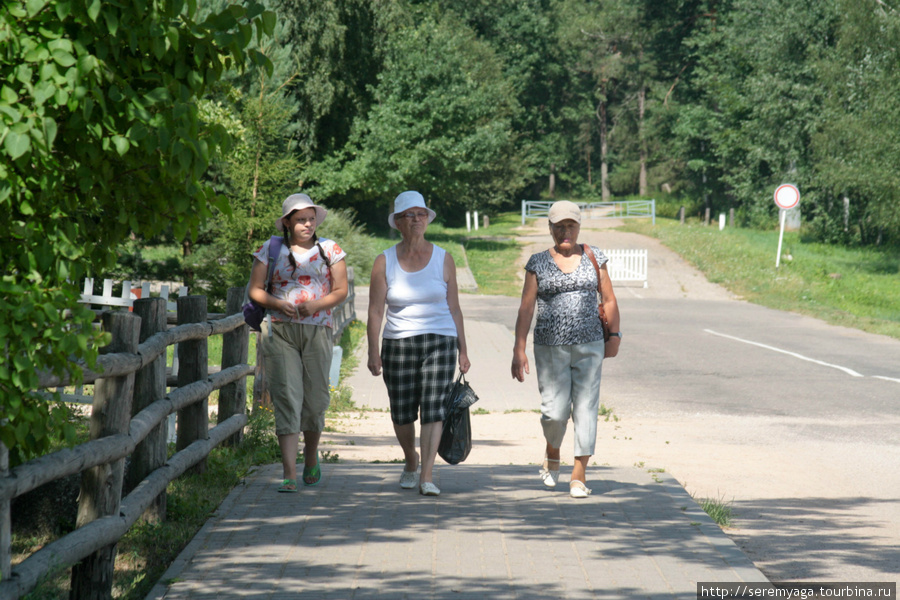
top-left (399, 467), bottom-right (420, 489)
top-left (569, 480), bottom-right (592, 499)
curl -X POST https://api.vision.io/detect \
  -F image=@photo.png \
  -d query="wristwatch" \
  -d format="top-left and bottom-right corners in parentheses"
top-left (608, 332), bottom-right (622, 339)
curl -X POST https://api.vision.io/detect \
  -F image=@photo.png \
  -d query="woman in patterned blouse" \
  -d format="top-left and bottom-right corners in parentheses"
top-left (510, 200), bottom-right (620, 498)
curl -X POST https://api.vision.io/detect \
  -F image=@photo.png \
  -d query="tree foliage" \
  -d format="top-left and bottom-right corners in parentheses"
top-left (811, 0), bottom-right (900, 244)
top-left (302, 10), bottom-right (527, 224)
top-left (0, 0), bottom-right (275, 463)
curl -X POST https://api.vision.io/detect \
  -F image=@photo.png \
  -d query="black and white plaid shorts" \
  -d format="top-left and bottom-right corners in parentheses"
top-left (381, 334), bottom-right (457, 425)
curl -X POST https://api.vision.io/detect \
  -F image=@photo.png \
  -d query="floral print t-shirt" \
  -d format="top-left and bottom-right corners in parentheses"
top-left (252, 237), bottom-right (347, 328)
top-left (525, 244), bottom-right (607, 346)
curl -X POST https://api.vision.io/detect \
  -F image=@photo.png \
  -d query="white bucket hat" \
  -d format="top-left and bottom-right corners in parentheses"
top-left (388, 191), bottom-right (436, 230)
top-left (275, 194), bottom-right (327, 230)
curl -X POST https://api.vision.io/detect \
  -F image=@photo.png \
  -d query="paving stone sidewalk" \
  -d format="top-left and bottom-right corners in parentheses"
top-left (146, 222), bottom-right (770, 599)
top-left (146, 461), bottom-right (766, 600)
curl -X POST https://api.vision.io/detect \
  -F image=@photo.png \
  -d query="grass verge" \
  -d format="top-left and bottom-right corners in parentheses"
top-left (696, 494), bottom-right (735, 528)
top-left (622, 218), bottom-right (900, 341)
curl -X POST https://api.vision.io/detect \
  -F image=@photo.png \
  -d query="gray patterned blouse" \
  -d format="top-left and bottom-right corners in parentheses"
top-left (525, 245), bottom-right (608, 346)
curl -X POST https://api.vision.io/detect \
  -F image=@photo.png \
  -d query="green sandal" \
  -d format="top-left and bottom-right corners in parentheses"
top-left (303, 454), bottom-right (321, 486)
top-left (278, 479), bottom-right (298, 493)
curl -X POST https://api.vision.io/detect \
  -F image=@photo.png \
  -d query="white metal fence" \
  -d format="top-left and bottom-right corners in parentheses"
top-left (521, 199), bottom-right (656, 225)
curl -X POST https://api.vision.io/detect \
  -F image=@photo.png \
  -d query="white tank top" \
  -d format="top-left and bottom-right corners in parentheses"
top-left (383, 244), bottom-right (457, 339)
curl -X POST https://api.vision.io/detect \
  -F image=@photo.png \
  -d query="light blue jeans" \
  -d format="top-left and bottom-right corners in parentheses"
top-left (534, 340), bottom-right (604, 456)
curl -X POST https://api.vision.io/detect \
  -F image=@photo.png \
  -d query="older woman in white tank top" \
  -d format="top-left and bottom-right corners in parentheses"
top-left (367, 191), bottom-right (470, 497)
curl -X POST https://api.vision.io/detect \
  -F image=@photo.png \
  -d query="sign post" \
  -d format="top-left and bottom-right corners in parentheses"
top-left (773, 184), bottom-right (800, 268)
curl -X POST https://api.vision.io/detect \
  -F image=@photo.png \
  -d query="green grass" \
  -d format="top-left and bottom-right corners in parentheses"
top-left (695, 494), bottom-right (735, 528)
top-left (623, 218), bottom-right (900, 341)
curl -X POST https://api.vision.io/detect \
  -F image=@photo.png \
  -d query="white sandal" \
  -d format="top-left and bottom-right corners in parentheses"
top-left (539, 456), bottom-right (560, 488)
top-left (419, 482), bottom-right (441, 496)
top-left (569, 480), bottom-right (592, 498)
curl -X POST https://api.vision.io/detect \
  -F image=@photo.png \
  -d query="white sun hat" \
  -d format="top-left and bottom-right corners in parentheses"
top-left (275, 194), bottom-right (328, 230)
top-left (388, 191), bottom-right (436, 230)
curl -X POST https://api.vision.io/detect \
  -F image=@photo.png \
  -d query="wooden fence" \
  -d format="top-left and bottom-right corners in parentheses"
top-left (0, 290), bottom-right (252, 600)
top-left (1, 270), bottom-right (358, 600)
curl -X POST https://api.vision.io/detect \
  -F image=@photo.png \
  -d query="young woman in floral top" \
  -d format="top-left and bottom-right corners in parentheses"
top-left (248, 194), bottom-right (348, 492)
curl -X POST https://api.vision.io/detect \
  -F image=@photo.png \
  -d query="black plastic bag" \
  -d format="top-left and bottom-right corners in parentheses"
top-left (438, 372), bottom-right (479, 465)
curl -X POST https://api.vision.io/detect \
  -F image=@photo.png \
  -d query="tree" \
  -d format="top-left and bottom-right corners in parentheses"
top-left (671, 0), bottom-right (839, 224)
top-left (811, 0), bottom-right (900, 245)
top-left (435, 0), bottom-right (566, 196)
top-left (302, 10), bottom-right (528, 223)
top-left (276, 0), bottom-right (383, 160)
top-left (0, 0), bottom-right (275, 463)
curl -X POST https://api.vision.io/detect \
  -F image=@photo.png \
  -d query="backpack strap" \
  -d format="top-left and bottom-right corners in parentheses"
top-left (263, 236), bottom-right (283, 336)
top-left (264, 235), bottom-right (283, 292)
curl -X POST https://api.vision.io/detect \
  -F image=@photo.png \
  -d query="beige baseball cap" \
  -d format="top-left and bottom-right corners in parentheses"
top-left (548, 200), bottom-right (581, 223)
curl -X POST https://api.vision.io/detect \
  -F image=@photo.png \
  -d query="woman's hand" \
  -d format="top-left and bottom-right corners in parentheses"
top-left (276, 299), bottom-right (298, 320)
top-left (604, 337), bottom-right (620, 358)
top-left (511, 349), bottom-right (530, 382)
top-left (367, 352), bottom-right (382, 376)
top-left (295, 301), bottom-right (317, 318)
top-left (458, 352), bottom-right (470, 375)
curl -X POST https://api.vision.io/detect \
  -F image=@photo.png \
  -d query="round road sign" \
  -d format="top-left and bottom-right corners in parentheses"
top-left (774, 184), bottom-right (800, 210)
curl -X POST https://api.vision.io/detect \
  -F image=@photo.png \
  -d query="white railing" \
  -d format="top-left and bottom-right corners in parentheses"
top-left (522, 199), bottom-right (656, 225)
top-left (55, 280), bottom-right (191, 404)
top-left (603, 249), bottom-right (648, 288)
top-left (80, 278), bottom-right (186, 312)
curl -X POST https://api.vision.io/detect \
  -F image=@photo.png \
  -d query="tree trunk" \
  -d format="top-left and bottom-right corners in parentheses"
top-left (586, 146), bottom-right (592, 187)
top-left (843, 196), bottom-right (850, 232)
top-left (600, 98), bottom-right (610, 202)
top-left (638, 86), bottom-right (648, 197)
top-left (181, 239), bottom-right (194, 288)
top-left (549, 164), bottom-right (556, 198)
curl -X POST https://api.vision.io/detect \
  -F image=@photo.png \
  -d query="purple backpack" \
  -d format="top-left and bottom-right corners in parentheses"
top-left (242, 236), bottom-right (283, 331)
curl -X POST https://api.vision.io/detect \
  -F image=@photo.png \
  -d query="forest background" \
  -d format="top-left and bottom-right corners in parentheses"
top-left (3, 0), bottom-right (900, 461)
top-left (142, 0), bottom-right (900, 298)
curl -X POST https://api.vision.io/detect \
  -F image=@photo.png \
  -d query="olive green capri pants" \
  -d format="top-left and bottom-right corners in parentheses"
top-left (534, 340), bottom-right (605, 457)
top-left (260, 320), bottom-right (333, 436)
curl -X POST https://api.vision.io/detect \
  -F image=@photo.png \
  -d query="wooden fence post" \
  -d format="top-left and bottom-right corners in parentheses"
top-left (127, 297), bottom-right (168, 522)
top-left (176, 296), bottom-right (208, 475)
top-left (70, 311), bottom-right (141, 600)
top-left (218, 288), bottom-right (248, 446)
top-left (1, 436), bottom-right (9, 582)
